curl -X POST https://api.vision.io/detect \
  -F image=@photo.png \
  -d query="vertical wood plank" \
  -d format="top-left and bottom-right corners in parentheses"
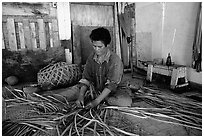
top-left (7, 18), bottom-right (17, 51)
top-left (35, 22), bottom-right (40, 48)
top-left (2, 22), bottom-right (9, 49)
top-left (18, 22), bottom-right (25, 49)
top-left (48, 22), bottom-right (53, 47)
top-left (44, 22), bottom-right (50, 48)
top-left (52, 19), bottom-right (60, 47)
top-left (72, 25), bottom-right (81, 65)
top-left (23, 19), bottom-right (32, 49)
top-left (14, 22), bottom-right (21, 49)
top-left (18, 22), bottom-right (26, 49)
top-left (30, 22), bottom-right (37, 49)
top-left (114, 3), bottom-right (121, 58)
top-left (37, 19), bottom-right (46, 50)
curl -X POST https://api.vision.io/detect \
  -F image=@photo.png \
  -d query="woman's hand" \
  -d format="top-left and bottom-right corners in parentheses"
top-left (76, 84), bottom-right (88, 108)
top-left (76, 97), bottom-right (84, 108)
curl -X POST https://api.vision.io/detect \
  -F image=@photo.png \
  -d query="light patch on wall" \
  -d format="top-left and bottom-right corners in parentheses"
top-left (170, 28), bottom-right (177, 58)
top-left (57, 2), bottom-right (71, 40)
top-left (161, 2), bottom-right (166, 59)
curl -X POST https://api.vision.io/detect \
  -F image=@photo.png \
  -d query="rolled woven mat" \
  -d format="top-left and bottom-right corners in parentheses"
top-left (37, 62), bottom-right (81, 90)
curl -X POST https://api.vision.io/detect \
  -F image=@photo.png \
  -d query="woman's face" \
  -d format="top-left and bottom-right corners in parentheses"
top-left (92, 41), bottom-right (107, 56)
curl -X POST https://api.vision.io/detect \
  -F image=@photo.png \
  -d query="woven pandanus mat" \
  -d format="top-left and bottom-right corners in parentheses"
top-left (106, 109), bottom-right (140, 135)
top-left (38, 62), bottom-right (81, 90)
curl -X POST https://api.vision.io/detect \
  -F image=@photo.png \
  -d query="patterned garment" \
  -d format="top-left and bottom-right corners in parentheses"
top-left (79, 49), bottom-right (123, 93)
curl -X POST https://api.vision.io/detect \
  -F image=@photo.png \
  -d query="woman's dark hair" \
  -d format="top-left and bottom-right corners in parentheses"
top-left (89, 27), bottom-right (111, 46)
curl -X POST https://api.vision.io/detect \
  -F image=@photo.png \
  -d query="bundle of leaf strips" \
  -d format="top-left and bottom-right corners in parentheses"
top-left (2, 87), bottom-right (138, 136)
top-left (3, 85), bottom-right (201, 136)
top-left (128, 86), bottom-right (202, 130)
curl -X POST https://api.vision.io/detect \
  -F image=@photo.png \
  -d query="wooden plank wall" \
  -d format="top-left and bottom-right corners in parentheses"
top-left (70, 4), bottom-right (114, 26)
top-left (70, 3), bottom-right (115, 65)
top-left (2, 16), bottom-right (60, 51)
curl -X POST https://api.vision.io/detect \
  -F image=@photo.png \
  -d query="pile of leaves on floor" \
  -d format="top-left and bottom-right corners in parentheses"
top-left (2, 86), bottom-right (138, 136)
top-left (132, 86), bottom-right (202, 130)
top-left (2, 85), bottom-right (202, 136)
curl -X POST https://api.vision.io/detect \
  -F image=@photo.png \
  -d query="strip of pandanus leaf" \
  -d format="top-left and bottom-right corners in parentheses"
top-left (3, 122), bottom-right (19, 136)
top-left (84, 127), bottom-right (101, 136)
top-left (60, 122), bottom-right (73, 136)
top-left (13, 126), bottom-right (24, 136)
top-left (51, 93), bottom-right (69, 105)
top-left (13, 88), bottom-right (27, 97)
top-left (17, 116), bottom-right (52, 121)
top-left (97, 108), bottom-right (106, 135)
top-left (148, 115), bottom-right (202, 130)
top-left (171, 114), bottom-right (201, 125)
top-left (53, 109), bottom-right (81, 121)
top-left (5, 87), bottom-right (22, 98)
top-left (32, 129), bottom-right (43, 136)
top-left (121, 107), bottom-right (201, 130)
top-left (74, 110), bottom-right (80, 136)
top-left (14, 125), bottom-right (32, 136)
top-left (2, 120), bottom-right (14, 128)
top-left (92, 110), bottom-right (115, 136)
top-left (6, 101), bottom-right (38, 107)
top-left (110, 108), bottom-right (146, 118)
top-left (93, 119), bottom-right (98, 136)
top-left (109, 126), bottom-right (138, 136)
top-left (41, 102), bottom-right (59, 112)
top-left (19, 122), bottom-right (50, 135)
top-left (56, 125), bottom-right (61, 136)
top-left (32, 93), bottom-right (53, 102)
top-left (7, 95), bottom-right (33, 103)
top-left (46, 95), bottom-right (69, 106)
top-left (107, 106), bottom-right (171, 111)
top-left (69, 123), bottom-right (73, 135)
top-left (4, 98), bottom-right (25, 102)
top-left (21, 120), bottom-right (57, 129)
top-left (142, 111), bottom-right (201, 128)
top-left (119, 110), bottom-right (147, 119)
top-left (77, 112), bottom-right (113, 135)
top-left (176, 109), bottom-right (202, 117)
top-left (81, 119), bottom-right (94, 132)
top-left (103, 109), bottom-right (108, 136)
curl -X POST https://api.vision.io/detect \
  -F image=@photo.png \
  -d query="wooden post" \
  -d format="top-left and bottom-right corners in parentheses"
top-left (170, 68), bottom-right (178, 89)
top-left (146, 64), bottom-right (153, 82)
top-left (184, 67), bottom-right (188, 84)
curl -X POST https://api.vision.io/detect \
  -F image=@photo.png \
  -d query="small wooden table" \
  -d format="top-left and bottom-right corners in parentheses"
top-left (146, 64), bottom-right (188, 89)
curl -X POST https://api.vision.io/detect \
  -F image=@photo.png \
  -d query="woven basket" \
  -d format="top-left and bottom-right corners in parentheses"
top-left (37, 62), bottom-right (81, 90)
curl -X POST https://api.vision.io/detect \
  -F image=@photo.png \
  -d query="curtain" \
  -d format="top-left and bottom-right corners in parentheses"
top-left (192, 3), bottom-right (202, 72)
